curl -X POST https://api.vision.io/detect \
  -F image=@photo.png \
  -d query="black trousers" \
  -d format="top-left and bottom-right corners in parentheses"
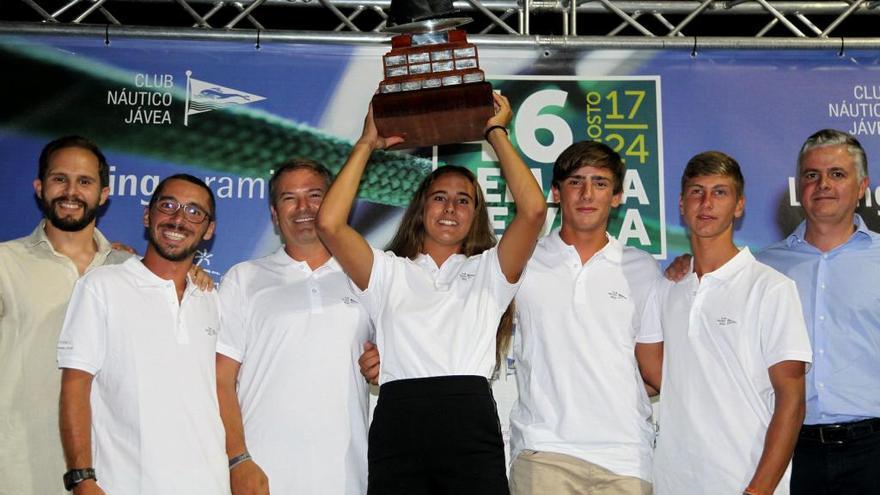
top-left (368, 375), bottom-right (509, 495)
top-left (791, 418), bottom-right (880, 495)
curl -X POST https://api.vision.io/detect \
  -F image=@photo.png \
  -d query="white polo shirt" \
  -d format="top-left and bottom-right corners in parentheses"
top-left (359, 246), bottom-right (519, 384)
top-left (216, 249), bottom-right (372, 495)
top-left (57, 257), bottom-right (229, 495)
top-left (510, 230), bottom-right (663, 482)
top-left (648, 248), bottom-right (812, 495)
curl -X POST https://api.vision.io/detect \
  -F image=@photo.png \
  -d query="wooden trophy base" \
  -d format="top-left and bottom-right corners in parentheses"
top-left (372, 82), bottom-right (494, 148)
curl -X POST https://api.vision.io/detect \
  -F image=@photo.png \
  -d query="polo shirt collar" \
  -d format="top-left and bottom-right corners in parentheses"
top-left (24, 219), bottom-right (114, 255)
top-left (414, 252), bottom-right (465, 272)
top-left (546, 228), bottom-right (623, 265)
top-left (701, 247), bottom-right (754, 282)
top-left (126, 257), bottom-right (204, 297)
top-left (272, 246), bottom-right (341, 274)
top-left (785, 214), bottom-right (872, 248)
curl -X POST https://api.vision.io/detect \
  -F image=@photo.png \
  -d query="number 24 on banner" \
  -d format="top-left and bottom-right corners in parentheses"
top-left (512, 87), bottom-right (652, 165)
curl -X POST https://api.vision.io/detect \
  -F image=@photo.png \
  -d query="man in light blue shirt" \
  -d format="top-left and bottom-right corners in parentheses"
top-left (758, 129), bottom-right (879, 495)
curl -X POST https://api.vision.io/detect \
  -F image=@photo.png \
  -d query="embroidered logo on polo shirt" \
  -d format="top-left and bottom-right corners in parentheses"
top-left (459, 272), bottom-right (476, 281)
top-left (204, 326), bottom-right (218, 336)
top-left (341, 296), bottom-right (359, 305)
top-left (607, 290), bottom-right (628, 300)
top-left (716, 317), bottom-right (737, 326)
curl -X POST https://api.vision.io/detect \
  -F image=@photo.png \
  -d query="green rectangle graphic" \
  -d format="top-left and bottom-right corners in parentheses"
top-left (436, 76), bottom-right (666, 257)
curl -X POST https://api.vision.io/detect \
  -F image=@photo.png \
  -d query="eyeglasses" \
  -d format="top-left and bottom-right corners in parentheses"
top-left (153, 199), bottom-right (211, 224)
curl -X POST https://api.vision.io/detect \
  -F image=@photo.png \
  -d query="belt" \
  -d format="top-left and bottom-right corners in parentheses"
top-left (799, 418), bottom-right (880, 445)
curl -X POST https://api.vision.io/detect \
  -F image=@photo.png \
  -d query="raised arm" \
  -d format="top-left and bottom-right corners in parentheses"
top-left (745, 360), bottom-right (806, 495)
top-left (315, 107), bottom-right (403, 290)
top-left (488, 93), bottom-right (548, 283)
top-left (216, 355), bottom-right (269, 495)
top-left (59, 368), bottom-right (105, 495)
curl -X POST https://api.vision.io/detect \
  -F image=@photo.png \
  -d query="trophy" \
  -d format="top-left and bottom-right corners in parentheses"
top-left (371, 0), bottom-right (494, 148)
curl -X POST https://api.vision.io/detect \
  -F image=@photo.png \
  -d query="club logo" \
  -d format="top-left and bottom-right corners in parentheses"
top-left (608, 290), bottom-right (628, 300)
top-left (184, 70), bottom-right (266, 126)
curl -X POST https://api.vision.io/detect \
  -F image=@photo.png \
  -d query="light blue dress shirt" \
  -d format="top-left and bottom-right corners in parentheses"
top-left (758, 214), bottom-right (880, 425)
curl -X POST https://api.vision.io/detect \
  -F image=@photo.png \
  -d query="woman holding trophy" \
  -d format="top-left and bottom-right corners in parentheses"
top-left (316, 93), bottom-right (546, 494)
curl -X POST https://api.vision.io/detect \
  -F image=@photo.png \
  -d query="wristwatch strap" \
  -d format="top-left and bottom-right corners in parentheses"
top-left (63, 468), bottom-right (96, 491)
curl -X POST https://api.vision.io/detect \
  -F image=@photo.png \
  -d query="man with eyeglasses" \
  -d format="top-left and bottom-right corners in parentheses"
top-left (57, 174), bottom-right (230, 495)
top-left (215, 159), bottom-right (372, 494)
top-left (0, 136), bottom-right (132, 495)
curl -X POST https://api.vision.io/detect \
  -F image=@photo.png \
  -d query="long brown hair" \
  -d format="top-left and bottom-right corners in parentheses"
top-left (385, 165), bottom-right (514, 372)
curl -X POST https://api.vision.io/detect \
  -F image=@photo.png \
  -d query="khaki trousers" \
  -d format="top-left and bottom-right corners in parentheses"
top-left (510, 450), bottom-right (652, 495)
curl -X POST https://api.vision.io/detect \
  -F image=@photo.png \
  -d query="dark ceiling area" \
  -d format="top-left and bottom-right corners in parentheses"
top-left (2, 1), bottom-right (879, 39)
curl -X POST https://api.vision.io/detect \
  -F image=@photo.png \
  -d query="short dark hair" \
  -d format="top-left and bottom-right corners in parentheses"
top-left (552, 141), bottom-right (625, 195)
top-left (268, 158), bottom-right (333, 205)
top-left (38, 135), bottom-right (110, 189)
top-left (680, 151), bottom-right (744, 198)
top-left (149, 174), bottom-right (216, 218)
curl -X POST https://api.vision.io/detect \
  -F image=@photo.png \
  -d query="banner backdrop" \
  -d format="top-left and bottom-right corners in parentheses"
top-left (3, 36), bottom-right (880, 270)
top-left (2, 34), bottom-right (880, 449)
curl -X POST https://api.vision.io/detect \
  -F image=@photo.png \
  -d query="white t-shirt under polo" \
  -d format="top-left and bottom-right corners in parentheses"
top-left (57, 257), bottom-right (229, 495)
top-left (647, 248), bottom-right (812, 495)
top-left (216, 249), bottom-right (372, 495)
top-left (510, 230), bottom-right (663, 482)
top-left (359, 246), bottom-right (520, 384)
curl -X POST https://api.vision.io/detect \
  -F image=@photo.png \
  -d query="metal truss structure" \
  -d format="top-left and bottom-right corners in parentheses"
top-left (3, 1), bottom-right (880, 49)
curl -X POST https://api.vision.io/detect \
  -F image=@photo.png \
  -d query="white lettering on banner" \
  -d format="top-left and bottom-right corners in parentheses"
top-left (515, 89), bottom-right (573, 164)
top-left (134, 73), bottom-right (174, 88)
top-left (476, 167), bottom-right (543, 206)
top-left (124, 107), bottom-right (172, 125)
top-left (106, 73), bottom-right (176, 125)
top-left (107, 90), bottom-right (173, 107)
top-left (622, 169), bottom-right (649, 205)
top-left (141, 175), bottom-right (159, 198)
top-left (617, 209), bottom-right (650, 245)
top-left (107, 166), bottom-right (267, 202)
top-left (828, 102), bottom-right (880, 118)
top-left (853, 84), bottom-right (880, 100)
top-left (788, 177), bottom-right (801, 207)
top-left (542, 206), bottom-right (559, 235)
top-left (849, 120), bottom-right (880, 136)
top-left (827, 86), bottom-right (880, 137)
top-left (478, 167), bottom-right (503, 203)
top-left (488, 206), bottom-right (508, 230)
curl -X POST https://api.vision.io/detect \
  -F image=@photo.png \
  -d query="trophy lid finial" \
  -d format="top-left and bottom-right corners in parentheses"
top-left (385, 0), bottom-right (472, 34)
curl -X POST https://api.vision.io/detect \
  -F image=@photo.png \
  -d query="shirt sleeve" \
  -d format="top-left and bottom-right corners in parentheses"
top-left (760, 279), bottom-right (813, 369)
top-left (637, 279), bottom-right (667, 344)
top-left (629, 256), bottom-right (664, 344)
top-left (57, 278), bottom-right (108, 375)
top-left (350, 246), bottom-right (393, 320)
top-left (484, 246), bottom-right (523, 310)
top-left (216, 268), bottom-right (247, 362)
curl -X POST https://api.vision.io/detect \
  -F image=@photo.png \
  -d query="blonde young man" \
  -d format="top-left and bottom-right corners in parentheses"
top-left (648, 152), bottom-right (812, 495)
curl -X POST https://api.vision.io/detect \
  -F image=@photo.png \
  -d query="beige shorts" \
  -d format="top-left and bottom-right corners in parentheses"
top-left (509, 449), bottom-right (652, 495)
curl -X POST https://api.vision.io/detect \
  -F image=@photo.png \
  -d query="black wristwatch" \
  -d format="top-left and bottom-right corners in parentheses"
top-left (63, 468), bottom-right (96, 491)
